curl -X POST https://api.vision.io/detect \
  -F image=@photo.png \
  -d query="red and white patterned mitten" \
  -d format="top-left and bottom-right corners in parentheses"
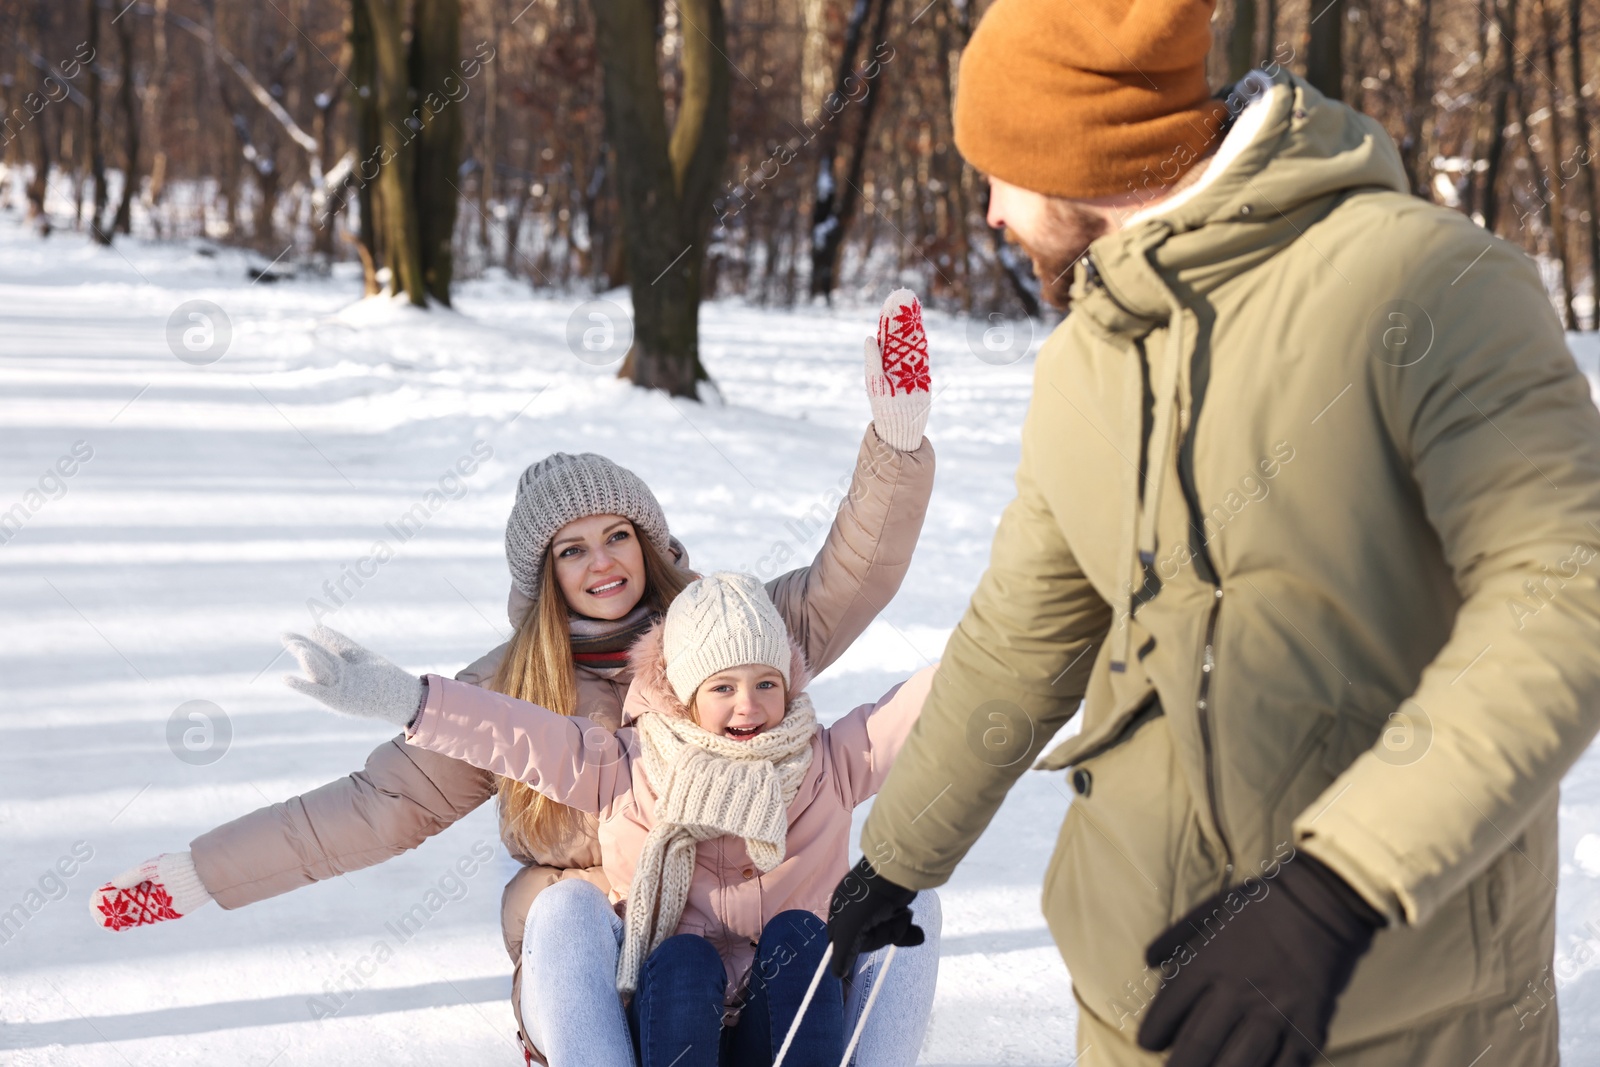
top-left (865, 288), bottom-right (932, 451)
top-left (91, 852), bottom-right (213, 931)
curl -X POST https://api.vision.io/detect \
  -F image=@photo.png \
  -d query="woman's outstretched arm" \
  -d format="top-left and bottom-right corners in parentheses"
top-left (189, 735), bottom-right (496, 906)
top-left (92, 692), bottom-right (496, 930)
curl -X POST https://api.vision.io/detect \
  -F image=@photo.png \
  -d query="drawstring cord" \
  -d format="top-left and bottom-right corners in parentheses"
top-left (1107, 227), bottom-right (1188, 672)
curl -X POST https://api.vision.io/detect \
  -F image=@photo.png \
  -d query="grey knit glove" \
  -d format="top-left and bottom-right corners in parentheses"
top-left (281, 626), bottom-right (426, 729)
top-left (865, 288), bottom-right (932, 451)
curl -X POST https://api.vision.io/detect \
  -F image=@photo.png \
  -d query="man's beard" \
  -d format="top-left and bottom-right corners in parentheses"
top-left (1015, 202), bottom-right (1111, 312)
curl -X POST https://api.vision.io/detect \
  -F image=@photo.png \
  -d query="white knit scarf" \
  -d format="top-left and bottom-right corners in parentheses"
top-left (615, 694), bottom-right (819, 994)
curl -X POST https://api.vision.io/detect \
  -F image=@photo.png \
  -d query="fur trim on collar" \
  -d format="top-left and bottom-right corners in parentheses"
top-left (627, 618), bottom-right (811, 719)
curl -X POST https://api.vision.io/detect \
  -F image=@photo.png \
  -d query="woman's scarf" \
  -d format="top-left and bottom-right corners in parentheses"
top-left (568, 603), bottom-right (659, 672)
top-left (615, 695), bottom-right (819, 994)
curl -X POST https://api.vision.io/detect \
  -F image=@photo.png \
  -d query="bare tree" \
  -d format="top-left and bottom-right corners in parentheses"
top-left (3, 0), bottom-right (1594, 327)
top-left (807, 0), bottom-right (892, 301)
top-left (598, 0), bottom-right (729, 396)
top-left (1479, 0), bottom-right (1518, 234)
top-left (362, 0), bottom-right (426, 304)
top-left (1228, 0), bottom-right (1257, 81)
top-left (1535, 0), bottom-right (1574, 326)
top-left (414, 0), bottom-right (463, 305)
top-left (110, 2), bottom-right (139, 236)
top-left (1306, 0), bottom-right (1344, 100)
top-left (347, 0), bottom-right (464, 306)
top-left (1565, 0), bottom-right (1599, 328)
top-left (85, 0), bottom-right (111, 244)
top-left (19, 2), bottom-right (55, 228)
top-left (142, 0), bottom-right (169, 211)
top-left (1398, 0), bottom-right (1434, 194)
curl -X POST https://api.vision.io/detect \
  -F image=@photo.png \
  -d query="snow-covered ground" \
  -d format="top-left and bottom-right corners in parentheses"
top-left (2, 206), bottom-right (1600, 1066)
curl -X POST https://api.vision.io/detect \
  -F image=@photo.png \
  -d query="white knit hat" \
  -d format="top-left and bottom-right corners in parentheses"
top-left (663, 572), bottom-right (792, 704)
top-left (505, 452), bottom-right (673, 599)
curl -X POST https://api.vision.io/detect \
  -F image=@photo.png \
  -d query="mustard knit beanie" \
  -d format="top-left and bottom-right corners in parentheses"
top-left (953, 0), bottom-right (1232, 199)
top-left (505, 452), bottom-right (673, 600)
top-left (663, 572), bottom-right (793, 705)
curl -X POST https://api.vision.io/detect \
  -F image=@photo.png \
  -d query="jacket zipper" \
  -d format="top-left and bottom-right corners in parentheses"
top-left (1197, 586), bottom-right (1234, 879)
top-left (1162, 267), bottom-right (1228, 878)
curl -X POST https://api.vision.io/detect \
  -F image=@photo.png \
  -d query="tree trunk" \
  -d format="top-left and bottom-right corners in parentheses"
top-left (25, 101), bottom-right (53, 229)
top-left (935, 0), bottom-right (972, 310)
top-left (1229, 0), bottom-right (1258, 81)
top-left (806, 0), bottom-right (874, 301)
top-left (1537, 0), bottom-right (1574, 328)
top-left (361, 0), bottom-right (427, 305)
top-left (311, 93), bottom-right (342, 258)
top-left (342, 0), bottom-right (464, 306)
top-left (1480, 0), bottom-right (1518, 234)
top-left (1306, 0), bottom-right (1344, 101)
top-left (1566, 0), bottom-right (1600, 329)
top-left (144, 0), bottom-right (170, 211)
top-left (348, 0), bottom-right (381, 295)
top-left (112, 6), bottom-right (140, 236)
top-left (85, 0), bottom-right (111, 244)
top-left (1399, 0), bottom-right (1434, 195)
top-left (477, 0), bottom-right (501, 264)
top-left (22, 4), bottom-right (53, 228)
top-left (594, 0), bottom-right (719, 397)
top-left (252, 140), bottom-right (280, 245)
top-left (808, 0), bottom-right (892, 301)
top-left (412, 0), bottom-right (462, 305)
top-left (1460, 0), bottom-right (1493, 220)
top-left (802, 0), bottom-right (835, 109)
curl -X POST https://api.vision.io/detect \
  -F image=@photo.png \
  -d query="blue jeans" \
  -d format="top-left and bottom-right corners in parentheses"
top-left (521, 878), bottom-right (633, 1067)
top-left (630, 910), bottom-right (845, 1067)
top-left (523, 880), bottom-right (940, 1067)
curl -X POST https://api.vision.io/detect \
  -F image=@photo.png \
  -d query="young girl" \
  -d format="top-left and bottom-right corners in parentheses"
top-left (280, 571), bottom-right (939, 1067)
top-left (90, 291), bottom-right (936, 1064)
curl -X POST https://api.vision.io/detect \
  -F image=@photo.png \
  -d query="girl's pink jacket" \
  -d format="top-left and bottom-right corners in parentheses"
top-left (405, 620), bottom-right (937, 1000)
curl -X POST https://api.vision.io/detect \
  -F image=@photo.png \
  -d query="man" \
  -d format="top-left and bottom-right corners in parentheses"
top-left (824, 0), bottom-right (1600, 1063)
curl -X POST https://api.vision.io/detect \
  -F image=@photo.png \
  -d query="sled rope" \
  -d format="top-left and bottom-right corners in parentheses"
top-left (840, 944), bottom-right (898, 1066)
top-left (772, 943), bottom-right (832, 1067)
top-left (770, 942), bottom-right (900, 1067)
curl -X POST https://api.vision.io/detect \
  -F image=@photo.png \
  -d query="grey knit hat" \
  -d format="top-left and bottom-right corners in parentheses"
top-left (663, 572), bottom-right (793, 704)
top-left (505, 452), bottom-right (674, 600)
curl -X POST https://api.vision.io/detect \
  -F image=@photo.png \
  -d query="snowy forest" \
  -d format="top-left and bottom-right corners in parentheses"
top-left (5, 0), bottom-right (1600, 387)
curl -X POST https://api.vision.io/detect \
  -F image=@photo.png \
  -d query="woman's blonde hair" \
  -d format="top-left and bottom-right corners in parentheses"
top-left (492, 526), bottom-right (695, 858)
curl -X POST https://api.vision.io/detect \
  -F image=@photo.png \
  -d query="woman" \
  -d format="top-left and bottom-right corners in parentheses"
top-left (92, 291), bottom-right (937, 1064)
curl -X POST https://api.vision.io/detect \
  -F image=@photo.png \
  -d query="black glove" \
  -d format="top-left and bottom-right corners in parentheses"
top-left (1137, 851), bottom-right (1385, 1067)
top-left (825, 857), bottom-right (925, 978)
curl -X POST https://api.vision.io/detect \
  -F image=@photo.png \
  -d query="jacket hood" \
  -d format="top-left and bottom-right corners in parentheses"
top-left (622, 618), bottom-right (812, 724)
top-left (1075, 67), bottom-right (1409, 334)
